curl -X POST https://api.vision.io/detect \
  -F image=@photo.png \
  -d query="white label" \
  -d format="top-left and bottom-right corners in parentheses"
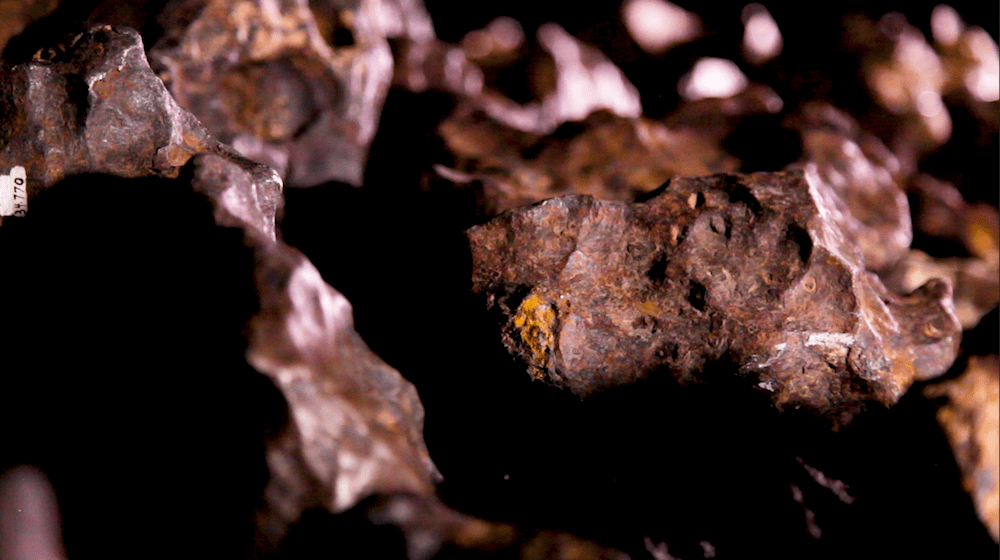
top-left (0, 166), bottom-right (27, 217)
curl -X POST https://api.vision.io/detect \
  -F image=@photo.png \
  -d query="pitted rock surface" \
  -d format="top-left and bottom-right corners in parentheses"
top-left (150, 0), bottom-right (393, 187)
top-left (468, 171), bottom-right (962, 424)
top-left (0, 25), bottom-right (282, 238)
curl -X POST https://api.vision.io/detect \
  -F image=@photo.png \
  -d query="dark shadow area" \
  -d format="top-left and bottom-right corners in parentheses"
top-left (802, 382), bottom-right (999, 560)
top-left (961, 306), bottom-right (999, 358)
top-left (280, 84), bottom-right (998, 559)
top-left (2, 0), bottom-right (172, 64)
top-left (0, 174), bottom-right (286, 559)
top-left (272, 505), bottom-right (408, 560)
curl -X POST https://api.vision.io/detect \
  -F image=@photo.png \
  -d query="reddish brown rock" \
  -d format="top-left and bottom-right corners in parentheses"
top-left (925, 355), bottom-right (1000, 543)
top-left (149, 0), bottom-right (394, 187)
top-left (425, 19), bottom-right (642, 138)
top-left (662, 81), bottom-right (785, 146)
top-left (909, 173), bottom-right (1000, 261)
top-left (393, 37), bottom-right (484, 96)
top-left (892, 174), bottom-right (999, 329)
top-left (387, 0), bottom-right (484, 96)
top-left (929, 5), bottom-right (999, 127)
top-left (844, 12), bottom-right (952, 162)
top-left (883, 249), bottom-right (998, 331)
top-left (785, 102), bottom-right (912, 272)
top-left (433, 109), bottom-right (736, 215)
top-left (468, 171), bottom-right (961, 425)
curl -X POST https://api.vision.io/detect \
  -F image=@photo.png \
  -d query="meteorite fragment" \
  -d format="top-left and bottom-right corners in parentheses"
top-left (150, 0), bottom-right (394, 187)
top-left (0, 24), bottom-right (282, 238)
top-left (247, 235), bottom-right (441, 551)
top-left (449, 20), bottom-right (641, 137)
top-left (785, 102), bottom-right (912, 272)
top-left (925, 355), bottom-right (1000, 543)
top-left (434, 109), bottom-right (736, 215)
top-left (468, 171), bottom-right (962, 424)
top-left (0, 24), bottom-right (441, 553)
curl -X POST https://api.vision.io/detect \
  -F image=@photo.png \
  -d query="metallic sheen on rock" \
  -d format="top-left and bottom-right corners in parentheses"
top-left (0, 25), bottom-right (440, 553)
top-left (0, 25), bottom-right (282, 238)
top-left (248, 239), bottom-right (441, 549)
top-left (468, 171), bottom-right (962, 425)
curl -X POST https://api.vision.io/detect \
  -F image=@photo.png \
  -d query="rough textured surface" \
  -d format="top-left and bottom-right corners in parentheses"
top-left (433, 109), bottom-right (736, 215)
top-left (150, 0), bottom-right (393, 187)
top-left (925, 355), bottom-right (1000, 543)
top-left (0, 24), bottom-right (440, 555)
top-left (0, 3), bottom-right (996, 559)
top-left (785, 102), bottom-right (912, 272)
top-left (0, 24), bottom-right (281, 237)
top-left (468, 171), bottom-right (961, 424)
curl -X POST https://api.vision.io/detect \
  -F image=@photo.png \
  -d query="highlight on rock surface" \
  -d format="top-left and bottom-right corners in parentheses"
top-left (468, 171), bottom-right (962, 425)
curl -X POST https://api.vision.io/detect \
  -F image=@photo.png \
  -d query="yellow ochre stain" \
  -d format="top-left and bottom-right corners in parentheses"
top-left (969, 223), bottom-right (997, 257)
top-left (512, 294), bottom-right (556, 379)
top-left (637, 299), bottom-right (664, 316)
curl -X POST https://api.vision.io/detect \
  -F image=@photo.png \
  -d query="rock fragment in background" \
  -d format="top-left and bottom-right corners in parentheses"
top-left (909, 173), bottom-right (1000, 260)
top-left (661, 80), bottom-right (784, 147)
top-left (451, 21), bottom-right (641, 136)
top-left (0, 0), bottom-right (58, 55)
top-left (621, 0), bottom-right (700, 55)
top-left (426, 16), bottom-right (698, 211)
top-left (741, 3), bottom-right (782, 65)
top-left (884, 250), bottom-right (998, 331)
top-left (387, 0), bottom-right (484, 96)
top-left (393, 35), bottom-right (484, 96)
top-left (785, 102), bottom-right (912, 272)
top-left (467, 171), bottom-right (961, 425)
top-left (892, 174), bottom-right (1000, 329)
top-left (352, 493), bottom-right (628, 560)
top-left (925, 355), bottom-right (1000, 543)
top-left (844, 12), bottom-right (952, 166)
top-left (149, 0), bottom-right (393, 187)
top-left (433, 109), bottom-right (736, 215)
top-left (930, 4), bottom-right (999, 113)
top-left (0, 24), bottom-right (282, 238)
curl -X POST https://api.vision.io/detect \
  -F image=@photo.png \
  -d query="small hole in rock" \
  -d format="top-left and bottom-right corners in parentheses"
top-left (688, 282), bottom-right (707, 311)
top-left (333, 27), bottom-right (355, 47)
top-left (786, 224), bottom-right (813, 264)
